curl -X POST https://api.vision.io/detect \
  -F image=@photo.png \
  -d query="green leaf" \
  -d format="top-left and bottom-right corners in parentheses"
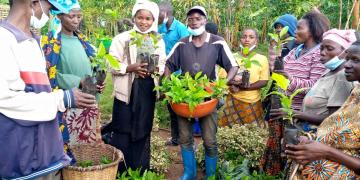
top-left (242, 47), bottom-right (250, 55)
top-left (268, 33), bottom-right (279, 42)
top-left (279, 26), bottom-right (289, 39)
top-left (194, 71), bottom-right (202, 80)
top-left (251, 60), bottom-right (261, 67)
top-left (290, 88), bottom-right (305, 102)
top-left (98, 42), bottom-right (106, 57)
top-left (105, 54), bottom-right (120, 70)
top-left (271, 73), bottom-right (289, 91)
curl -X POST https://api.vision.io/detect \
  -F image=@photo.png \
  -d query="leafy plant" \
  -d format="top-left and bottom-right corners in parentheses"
top-left (116, 168), bottom-right (165, 180)
top-left (267, 72), bottom-right (305, 124)
top-left (236, 47), bottom-right (261, 69)
top-left (155, 72), bottom-right (227, 112)
top-left (91, 41), bottom-right (120, 73)
top-left (268, 26), bottom-right (294, 55)
top-left (196, 124), bottom-right (268, 168)
top-left (150, 134), bottom-right (174, 174)
top-left (78, 160), bottom-right (94, 168)
top-left (100, 155), bottom-right (112, 165)
top-left (130, 31), bottom-right (161, 53)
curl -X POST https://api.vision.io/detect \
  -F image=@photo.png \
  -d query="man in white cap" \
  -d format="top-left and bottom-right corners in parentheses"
top-left (165, 6), bottom-right (239, 180)
top-left (0, 0), bottom-right (96, 179)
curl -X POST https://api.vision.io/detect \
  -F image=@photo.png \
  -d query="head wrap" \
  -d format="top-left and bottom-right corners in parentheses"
top-left (273, 14), bottom-right (297, 37)
top-left (323, 29), bottom-right (357, 50)
top-left (132, 0), bottom-right (159, 34)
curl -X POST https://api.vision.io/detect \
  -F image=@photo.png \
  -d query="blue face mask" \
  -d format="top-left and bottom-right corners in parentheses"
top-left (187, 25), bottom-right (205, 36)
top-left (324, 56), bottom-right (345, 70)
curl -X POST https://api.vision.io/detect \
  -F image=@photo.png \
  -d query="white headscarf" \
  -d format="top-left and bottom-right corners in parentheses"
top-left (131, 0), bottom-right (159, 34)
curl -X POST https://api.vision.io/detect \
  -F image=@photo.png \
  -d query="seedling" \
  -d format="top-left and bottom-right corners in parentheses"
top-left (235, 47), bottom-right (261, 87)
top-left (268, 26), bottom-right (294, 70)
top-left (155, 72), bottom-right (227, 112)
top-left (78, 160), bottom-right (93, 168)
top-left (100, 155), bottom-right (112, 165)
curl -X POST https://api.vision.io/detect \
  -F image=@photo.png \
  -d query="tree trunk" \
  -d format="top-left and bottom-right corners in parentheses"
top-left (352, 0), bottom-right (359, 29)
top-left (339, 0), bottom-right (343, 29)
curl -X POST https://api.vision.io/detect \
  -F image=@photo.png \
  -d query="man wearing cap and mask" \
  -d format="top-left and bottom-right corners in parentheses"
top-left (165, 6), bottom-right (239, 180)
top-left (0, 0), bottom-right (96, 179)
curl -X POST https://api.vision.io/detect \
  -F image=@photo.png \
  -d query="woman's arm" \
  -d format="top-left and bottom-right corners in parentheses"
top-left (294, 107), bottom-right (339, 125)
top-left (286, 141), bottom-right (360, 175)
top-left (240, 80), bottom-right (268, 90)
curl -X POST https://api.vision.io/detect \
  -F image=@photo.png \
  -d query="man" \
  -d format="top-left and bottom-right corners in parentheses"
top-left (0, 0), bottom-right (96, 179)
top-left (158, 0), bottom-right (189, 146)
top-left (165, 6), bottom-right (238, 179)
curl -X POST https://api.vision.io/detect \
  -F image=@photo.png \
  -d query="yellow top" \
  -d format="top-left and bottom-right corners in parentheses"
top-left (219, 52), bottom-right (269, 103)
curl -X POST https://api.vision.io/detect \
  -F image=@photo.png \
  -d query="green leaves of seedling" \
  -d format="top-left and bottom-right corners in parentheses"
top-left (268, 26), bottom-right (294, 55)
top-left (271, 72), bottom-right (289, 91)
top-left (91, 41), bottom-right (121, 75)
top-left (100, 155), bottom-right (112, 165)
top-left (78, 160), bottom-right (93, 168)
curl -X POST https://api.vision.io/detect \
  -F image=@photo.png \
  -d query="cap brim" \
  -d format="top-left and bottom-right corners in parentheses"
top-left (187, 9), bottom-right (206, 17)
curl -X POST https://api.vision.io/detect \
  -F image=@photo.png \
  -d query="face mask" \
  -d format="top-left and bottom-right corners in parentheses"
top-left (188, 25), bottom-right (205, 36)
top-left (50, 16), bottom-right (62, 39)
top-left (324, 56), bottom-right (345, 70)
top-left (30, 2), bottom-right (49, 29)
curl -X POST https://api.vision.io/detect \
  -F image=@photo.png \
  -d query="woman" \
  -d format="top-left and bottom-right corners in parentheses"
top-left (286, 40), bottom-right (360, 179)
top-left (271, 29), bottom-right (356, 131)
top-left (219, 28), bottom-right (269, 127)
top-left (260, 11), bottom-right (330, 175)
top-left (108, 0), bottom-right (166, 173)
top-left (42, 0), bottom-right (103, 159)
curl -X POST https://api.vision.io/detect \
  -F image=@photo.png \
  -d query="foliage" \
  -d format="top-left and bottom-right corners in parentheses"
top-left (100, 155), bottom-right (112, 165)
top-left (91, 42), bottom-right (120, 73)
top-left (236, 47), bottom-right (261, 69)
top-left (153, 102), bottom-right (170, 129)
top-left (130, 31), bottom-right (161, 52)
top-left (211, 159), bottom-right (283, 180)
top-left (116, 168), bottom-right (165, 180)
top-left (196, 124), bottom-right (268, 168)
top-left (268, 26), bottom-right (294, 55)
top-left (155, 72), bottom-right (228, 112)
top-left (77, 160), bottom-right (93, 168)
top-left (268, 73), bottom-right (304, 124)
top-left (150, 134), bottom-right (174, 174)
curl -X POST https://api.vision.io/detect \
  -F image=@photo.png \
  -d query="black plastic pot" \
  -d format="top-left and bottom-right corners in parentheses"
top-left (148, 54), bottom-right (159, 74)
top-left (274, 56), bottom-right (284, 71)
top-left (270, 94), bottom-right (282, 109)
top-left (241, 70), bottom-right (250, 87)
top-left (96, 70), bottom-right (106, 86)
top-left (82, 75), bottom-right (97, 96)
top-left (284, 124), bottom-right (299, 145)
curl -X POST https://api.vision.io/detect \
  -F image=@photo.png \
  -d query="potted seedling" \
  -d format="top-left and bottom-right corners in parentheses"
top-left (155, 72), bottom-right (227, 118)
top-left (235, 47), bottom-right (261, 87)
top-left (268, 72), bottom-right (304, 145)
top-left (130, 31), bottom-right (161, 75)
top-left (82, 42), bottom-right (120, 96)
top-left (268, 26), bottom-right (294, 70)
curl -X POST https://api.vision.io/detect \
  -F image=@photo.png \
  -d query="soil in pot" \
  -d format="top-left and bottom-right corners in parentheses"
top-left (274, 56), bottom-right (284, 71)
top-left (241, 70), bottom-right (250, 87)
top-left (284, 124), bottom-right (300, 145)
top-left (96, 70), bottom-right (106, 86)
top-left (148, 54), bottom-right (159, 74)
top-left (82, 75), bottom-right (97, 96)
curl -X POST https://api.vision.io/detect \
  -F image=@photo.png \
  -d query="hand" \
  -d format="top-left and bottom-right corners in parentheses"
top-left (229, 85), bottom-right (240, 93)
top-left (72, 88), bottom-right (97, 108)
top-left (269, 108), bottom-right (287, 120)
top-left (273, 70), bottom-right (290, 79)
top-left (285, 141), bottom-right (331, 165)
top-left (97, 82), bottom-right (106, 94)
top-left (126, 63), bottom-right (148, 78)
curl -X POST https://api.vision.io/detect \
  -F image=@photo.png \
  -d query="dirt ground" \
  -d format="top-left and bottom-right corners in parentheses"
top-left (153, 129), bottom-right (205, 180)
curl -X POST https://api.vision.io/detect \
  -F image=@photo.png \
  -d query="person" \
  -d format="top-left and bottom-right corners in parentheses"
top-left (260, 10), bottom-right (330, 175)
top-left (271, 29), bottom-right (356, 132)
top-left (109, 0), bottom-right (166, 173)
top-left (42, 0), bottom-right (104, 150)
top-left (158, 0), bottom-right (189, 146)
top-left (165, 6), bottom-right (239, 179)
top-left (285, 39), bottom-right (360, 179)
top-left (0, 0), bottom-right (96, 179)
top-left (269, 14), bottom-right (298, 71)
top-left (219, 28), bottom-right (269, 127)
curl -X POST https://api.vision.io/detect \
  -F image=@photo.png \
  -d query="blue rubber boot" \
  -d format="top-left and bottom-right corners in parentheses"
top-left (180, 148), bottom-right (197, 180)
top-left (205, 155), bottom-right (217, 179)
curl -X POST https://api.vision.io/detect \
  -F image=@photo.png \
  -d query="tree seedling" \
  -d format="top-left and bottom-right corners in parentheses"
top-left (235, 47), bottom-right (261, 87)
top-left (268, 26), bottom-right (294, 70)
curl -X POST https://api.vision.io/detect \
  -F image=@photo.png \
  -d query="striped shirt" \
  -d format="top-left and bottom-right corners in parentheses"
top-left (284, 44), bottom-right (326, 110)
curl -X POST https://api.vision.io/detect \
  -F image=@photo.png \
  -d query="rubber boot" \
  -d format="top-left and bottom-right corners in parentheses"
top-left (180, 148), bottom-right (197, 180)
top-left (205, 155), bottom-right (217, 179)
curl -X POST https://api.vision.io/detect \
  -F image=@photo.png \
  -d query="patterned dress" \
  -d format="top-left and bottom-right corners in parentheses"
top-left (299, 85), bottom-right (360, 179)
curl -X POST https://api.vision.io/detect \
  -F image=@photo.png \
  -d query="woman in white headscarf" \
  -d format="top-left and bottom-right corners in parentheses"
top-left (108, 0), bottom-right (166, 173)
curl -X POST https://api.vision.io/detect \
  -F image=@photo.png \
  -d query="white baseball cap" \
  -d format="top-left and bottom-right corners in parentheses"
top-left (187, 6), bottom-right (207, 17)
